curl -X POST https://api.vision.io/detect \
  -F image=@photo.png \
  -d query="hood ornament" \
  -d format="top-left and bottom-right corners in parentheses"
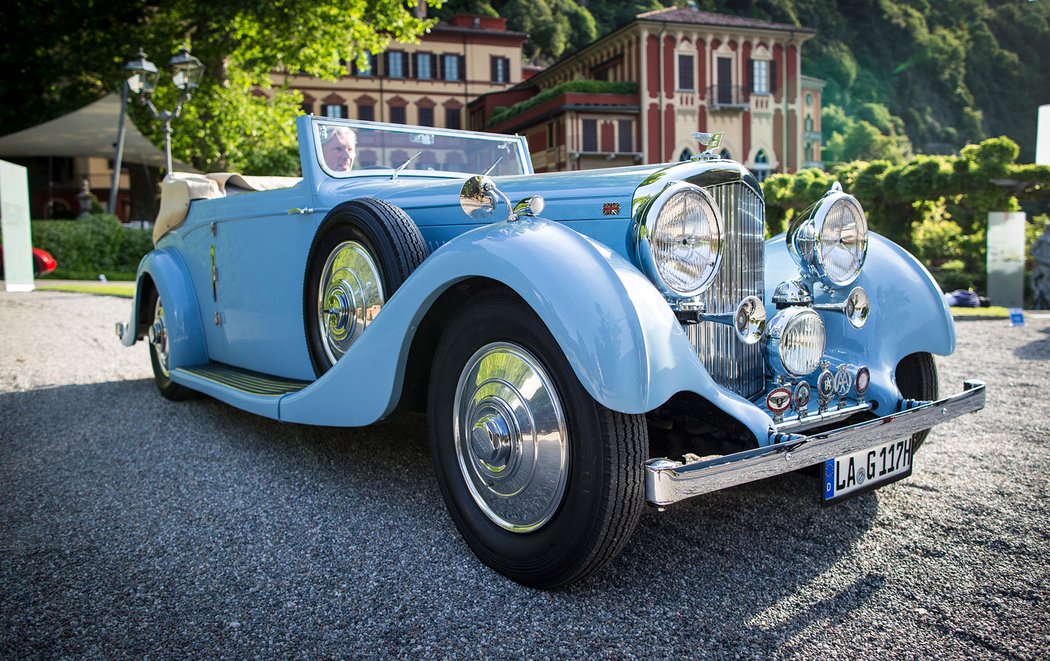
top-left (691, 132), bottom-right (725, 160)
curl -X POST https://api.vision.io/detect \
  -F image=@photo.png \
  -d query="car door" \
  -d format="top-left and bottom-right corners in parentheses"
top-left (206, 185), bottom-right (319, 381)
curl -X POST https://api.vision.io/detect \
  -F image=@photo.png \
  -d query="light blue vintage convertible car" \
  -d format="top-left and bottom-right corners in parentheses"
top-left (118, 115), bottom-right (985, 587)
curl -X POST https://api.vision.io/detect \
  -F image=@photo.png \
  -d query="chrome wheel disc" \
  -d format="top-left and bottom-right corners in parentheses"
top-left (149, 297), bottom-right (170, 376)
top-left (317, 241), bottom-right (385, 365)
top-left (453, 342), bottom-right (569, 532)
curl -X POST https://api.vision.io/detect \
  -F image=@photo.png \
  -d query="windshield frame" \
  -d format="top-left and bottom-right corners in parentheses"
top-left (310, 117), bottom-right (532, 179)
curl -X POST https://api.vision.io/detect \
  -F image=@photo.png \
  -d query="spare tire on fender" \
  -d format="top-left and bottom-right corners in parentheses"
top-left (304, 198), bottom-right (428, 376)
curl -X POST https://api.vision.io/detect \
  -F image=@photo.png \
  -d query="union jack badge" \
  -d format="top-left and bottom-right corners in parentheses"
top-left (602, 202), bottom-right (620, 216)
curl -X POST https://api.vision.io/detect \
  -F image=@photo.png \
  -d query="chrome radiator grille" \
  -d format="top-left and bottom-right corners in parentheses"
top-left (687, 182), bottom-right (766, 399)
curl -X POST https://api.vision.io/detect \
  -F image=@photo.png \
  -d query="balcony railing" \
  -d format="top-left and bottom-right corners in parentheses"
top-left (707, 85), bottom-right (750, 111)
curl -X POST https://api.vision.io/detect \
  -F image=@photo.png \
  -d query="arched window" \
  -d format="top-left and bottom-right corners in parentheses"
top-left (679, 148), bottom-right (693, 161)
top-left (752, 149), bottom-right (772, 182)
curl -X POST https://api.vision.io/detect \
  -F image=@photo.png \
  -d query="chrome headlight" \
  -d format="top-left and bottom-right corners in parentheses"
top-left (637, 182), bottom-right (724, 298)
top-left (767, 307), bottom-right (826, 377)
top-left (788, 184), bottom-right (868, 288)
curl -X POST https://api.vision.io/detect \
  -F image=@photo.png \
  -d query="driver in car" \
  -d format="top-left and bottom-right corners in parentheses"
top-left (322, 126), bottom-right (356, 172)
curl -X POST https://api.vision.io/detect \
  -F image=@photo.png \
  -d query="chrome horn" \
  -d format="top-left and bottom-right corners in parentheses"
top-left (812, 286), bottom-right (870, 329)
top-left (676, 295), bottom-right (767, 345)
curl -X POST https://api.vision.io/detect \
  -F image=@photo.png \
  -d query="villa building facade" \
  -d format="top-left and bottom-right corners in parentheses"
top-left (276, 15), bottom-right (527, 130)
top-left (470, 7), bottom-right (822, 178)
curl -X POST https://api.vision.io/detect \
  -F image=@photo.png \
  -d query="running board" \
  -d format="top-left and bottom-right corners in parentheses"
top-left (171, 363), bottom-right (312, 419)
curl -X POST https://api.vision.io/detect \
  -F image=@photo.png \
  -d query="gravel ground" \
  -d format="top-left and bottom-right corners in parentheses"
top-left (1, 289), bottom-right (1047, 659)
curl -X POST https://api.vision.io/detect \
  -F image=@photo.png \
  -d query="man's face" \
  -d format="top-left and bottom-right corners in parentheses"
top-left (323, 131), bottom-right (356, 171)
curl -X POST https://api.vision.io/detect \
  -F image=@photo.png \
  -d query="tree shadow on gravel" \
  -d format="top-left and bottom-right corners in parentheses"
top-left (1013, 334), bottom-right (1050, 360)
top-left (1, 378), bottom-right (881, 656)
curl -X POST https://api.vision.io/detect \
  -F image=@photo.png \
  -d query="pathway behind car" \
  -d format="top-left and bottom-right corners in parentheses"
top-left (1, 289), bottom-right (1047, 658)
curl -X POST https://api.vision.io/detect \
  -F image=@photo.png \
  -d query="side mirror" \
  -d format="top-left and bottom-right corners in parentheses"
top-left (460, 175), bottom-right (496, 219)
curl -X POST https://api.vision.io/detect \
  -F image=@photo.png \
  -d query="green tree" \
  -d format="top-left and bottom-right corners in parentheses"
top-left (0, 1), bottom-right (440, 174)
top-left (441, 0), bottom-right (601, 65)
top-left (822, 107), bottom-right (912, 165)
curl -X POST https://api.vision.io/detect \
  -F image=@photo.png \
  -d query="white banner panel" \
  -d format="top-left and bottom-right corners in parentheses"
top-left (1038, 105), bottom-right (1050, 166)
top-left (987, 211), bottom-right (1026, 309)
top-left (0, 159), bottom-right (34, 292)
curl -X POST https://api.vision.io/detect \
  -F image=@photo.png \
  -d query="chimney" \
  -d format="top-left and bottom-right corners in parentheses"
top-left (416, 0), bottom-right (426, 19)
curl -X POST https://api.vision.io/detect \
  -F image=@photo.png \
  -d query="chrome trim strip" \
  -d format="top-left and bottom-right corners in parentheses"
top-left (772, 401), bottom-right (874, 432)
top-left (645, 380), bottom-right (986, 506)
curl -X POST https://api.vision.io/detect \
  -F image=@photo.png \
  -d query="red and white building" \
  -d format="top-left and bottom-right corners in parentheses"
top-left (471, 6), bottom-right (822, 177)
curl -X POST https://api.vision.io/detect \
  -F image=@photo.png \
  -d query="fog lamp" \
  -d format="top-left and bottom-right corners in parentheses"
top-left (767, 307), bottom-right (826, 377)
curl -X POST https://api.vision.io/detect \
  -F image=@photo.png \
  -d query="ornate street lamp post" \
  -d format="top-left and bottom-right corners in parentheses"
top-left (108, 48), bottom-right (157, 214)
top-left (108, 47), bottom-right (204, 215)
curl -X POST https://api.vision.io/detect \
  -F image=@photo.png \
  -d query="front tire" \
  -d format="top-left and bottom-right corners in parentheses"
top-left (896, 352), bottom-right (939, 450)
top-left (428, 292), bottom-right (647, 588)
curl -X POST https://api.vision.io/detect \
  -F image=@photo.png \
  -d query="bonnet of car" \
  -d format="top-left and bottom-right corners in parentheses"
top-left (345, 163), bottom-right (667, 229)
top-left (308, 160), bottom-right (761, 268)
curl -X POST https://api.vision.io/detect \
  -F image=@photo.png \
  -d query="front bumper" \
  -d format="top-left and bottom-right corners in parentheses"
top-left (645, 380), bottom-right (986, 506)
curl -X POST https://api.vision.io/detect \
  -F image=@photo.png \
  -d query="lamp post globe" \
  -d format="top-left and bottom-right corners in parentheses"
top-left (110, 46), bottom-right (204, 215)
top-left (168, 47), bottom-right (204, 97)
top-left (124, 48), bottom-right (159, 96)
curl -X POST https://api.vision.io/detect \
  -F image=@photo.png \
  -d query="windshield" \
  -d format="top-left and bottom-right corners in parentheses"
top-left (313, 119), bottom-right (529, 178)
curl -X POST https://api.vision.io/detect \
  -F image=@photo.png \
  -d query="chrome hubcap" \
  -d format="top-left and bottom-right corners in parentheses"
top-left (317, 241), bottom-right (385, 365)
top-left (454, 342), bottom-right (568, 532)
top-left (150, 298), bottom-right (170, 376)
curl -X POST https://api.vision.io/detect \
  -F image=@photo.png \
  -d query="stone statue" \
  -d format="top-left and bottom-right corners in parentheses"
top-left (1032, 226), bottom-right (1050, 310)
top-left (76, 177), bottom-right (93, 218)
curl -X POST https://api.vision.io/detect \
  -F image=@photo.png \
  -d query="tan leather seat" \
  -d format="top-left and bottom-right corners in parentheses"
top-left (206, 173), bottom-right (302, 193)
top-left (153, 173), bottom-right (222, 244)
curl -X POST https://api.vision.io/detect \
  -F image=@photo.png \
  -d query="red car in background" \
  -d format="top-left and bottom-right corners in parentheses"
top-left (0, 245), bottom-right (57, 277)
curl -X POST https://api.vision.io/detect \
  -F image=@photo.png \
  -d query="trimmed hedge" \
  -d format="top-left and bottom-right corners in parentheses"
top-left (32, 214), bottom-right (151, 281)
top-left (762, 137), bottom-right (1050, 298)
top-left (488, 80), bottom-right (638, 128)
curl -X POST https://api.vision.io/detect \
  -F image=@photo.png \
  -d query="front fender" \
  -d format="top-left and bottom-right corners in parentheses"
top-left (278, 218), bottom-right (774, 441)
top-left (122, 248), bottom-right (208, 369)
top-left (765, 231), bottom-right (955, 412)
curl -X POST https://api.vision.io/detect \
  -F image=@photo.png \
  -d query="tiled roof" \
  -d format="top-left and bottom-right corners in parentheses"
top-left (432, 23), bottom-right (528, 39)
top-left (637, 7), bottom-right (815, 34)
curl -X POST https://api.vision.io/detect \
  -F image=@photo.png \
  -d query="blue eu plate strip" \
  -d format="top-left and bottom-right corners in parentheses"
top-left (824, 459), bottom-right (835, 499)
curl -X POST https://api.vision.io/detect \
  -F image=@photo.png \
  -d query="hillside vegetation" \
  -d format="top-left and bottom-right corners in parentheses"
top-left (441, 0), bottom-right (1049, 163)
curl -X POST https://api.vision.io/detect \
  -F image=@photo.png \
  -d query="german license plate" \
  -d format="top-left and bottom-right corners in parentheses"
top-left (823, 437), bottom-right (913, 504)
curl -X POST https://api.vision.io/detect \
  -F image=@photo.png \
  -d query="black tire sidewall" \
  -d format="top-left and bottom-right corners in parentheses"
top-left (428, 294), bottom-right (610, 584)
top-left (895, 352), bottom-right (938, 449)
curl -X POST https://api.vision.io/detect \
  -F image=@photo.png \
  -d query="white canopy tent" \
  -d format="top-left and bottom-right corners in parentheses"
top-left (0, 93), bottom-right (191, 170)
